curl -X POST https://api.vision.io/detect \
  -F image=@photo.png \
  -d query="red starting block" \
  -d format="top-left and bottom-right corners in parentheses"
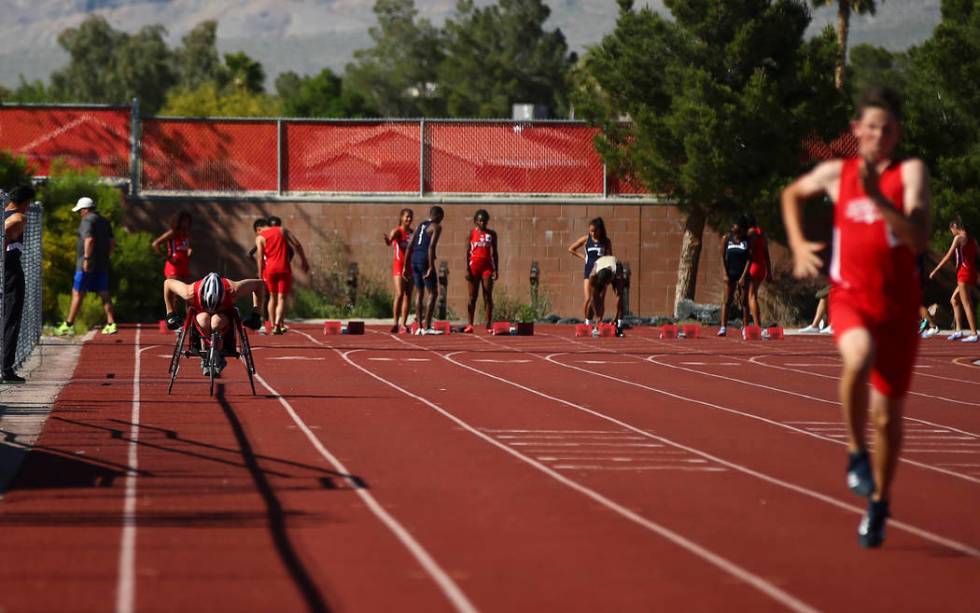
top-left (346, 321), bottom-right (365, 335)
top-left (491, 321), bottom-right (513, 336)
top-left (158, 319), bottom-right (169, 334)
top-left (660, 324), bottom-right (678, 339)
top-left (575, 323), bottom-right (592, 337)
top-left (742, 325), bottom-right (763, 340)
top-left (766, 325), bottom-right (784, 340)
top-left (682, 323), bottom-right (701, 339)
top-left (433, 321), bottom-right (452, 334)
top-left (598, 323), bottom-right (616, 337)
top-left (264, 321), bottom-right (273, 335)
top-left (323, 321), bottom-right (342, 335)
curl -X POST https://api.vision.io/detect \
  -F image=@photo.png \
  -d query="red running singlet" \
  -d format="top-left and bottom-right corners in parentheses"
top-left (260, 227), bottom-right (289, 275)
top-left (955, 235), bottom-right (978, 286)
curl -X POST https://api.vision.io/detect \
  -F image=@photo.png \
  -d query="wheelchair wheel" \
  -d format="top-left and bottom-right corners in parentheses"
top-left (237, 320), bottom-right (257, 396)
top-left (168, 324), bottom-right (188, 395)
top-left (208, 332), bottom-right (220, 397)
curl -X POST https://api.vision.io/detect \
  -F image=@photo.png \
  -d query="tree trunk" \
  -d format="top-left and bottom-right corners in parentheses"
top-left (835, 2), bottom-right (851, 90)
top-left (673, 206), bottom-right (706, 318)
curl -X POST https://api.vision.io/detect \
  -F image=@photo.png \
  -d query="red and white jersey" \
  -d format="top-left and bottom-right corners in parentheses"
top-left (392, 227), bottom-right (411, 264)
top-left (469, 228), bottom-right (494, 264)
top-left (190, 276), bottom-right (235, 313)
top-left (260, 227), bottom-right (289, 275)
top-left (830, 158), bottom-right (918, 315)
top-left (955, 235), bottom-right (977, 278)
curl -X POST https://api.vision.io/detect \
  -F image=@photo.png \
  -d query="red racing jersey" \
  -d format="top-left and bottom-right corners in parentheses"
top-left (260, 227), bottom-right (289, 275)
top-left (830, 158), bottom-right (918, 317)
top-left (468, 228), bottom-right (495, 265)
top-left (956, 235), bottom-right (978, 284)
top-left (190, 276), bottom-right (235, 313)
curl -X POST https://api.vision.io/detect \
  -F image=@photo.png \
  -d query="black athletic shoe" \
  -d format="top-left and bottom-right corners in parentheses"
top-left (615, 324), bottom-right (625, 338)
top-left (858, 499), bottom-right (890, 548)
top-left (165, 312), bottom-right (182, 330)
top-left (847, 450), bottom-right (875, 497)
top-left (242, 309), bottom-right (262, 330)
top-left (1, 371), bottom-right (26, 384)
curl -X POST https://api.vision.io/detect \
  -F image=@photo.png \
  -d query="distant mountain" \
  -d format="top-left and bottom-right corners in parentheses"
top-left (0, 0), bottom-right (941, 91)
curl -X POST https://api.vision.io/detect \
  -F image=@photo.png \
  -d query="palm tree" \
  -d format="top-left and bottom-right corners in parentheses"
top-left (812, 0), bottom-right (880, 90)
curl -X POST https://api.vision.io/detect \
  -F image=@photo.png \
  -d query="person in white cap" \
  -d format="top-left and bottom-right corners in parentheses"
top-left (54, 197), bottom-right (118, 335)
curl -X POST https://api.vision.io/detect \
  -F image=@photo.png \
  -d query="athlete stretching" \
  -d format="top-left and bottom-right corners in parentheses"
top-left (929, 216), bottom-right (978, 342)
top-left (404, 206), bottom-right (444, 335)
top-left (464, 209), bottom-right (499, 333)
top-left (782, 87), bottom-right (930, 548)
top-left (164, 273), bottom-right (264, 376)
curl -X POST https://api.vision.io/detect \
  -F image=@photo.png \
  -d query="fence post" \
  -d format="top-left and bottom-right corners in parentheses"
top-left (419, 119), bottom-right (426, 198)
top-left (530, 261), bottom-right (540, 310)
top-left (602, 162), bottom-right (608, 199)
top-left (130, 97), bottom-right (141, 197)
top-left (277, 119), bottom-right (284, 196)
top-left (0, 190), bottom-right (6, 377)
top-left (437, 261), bottom-right (449, 320)
top-left (622, 262), bottom-right (632, 317)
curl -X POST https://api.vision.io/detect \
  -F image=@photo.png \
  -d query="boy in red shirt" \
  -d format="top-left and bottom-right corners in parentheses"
top-left (781, 87), bottom-right (931, 548)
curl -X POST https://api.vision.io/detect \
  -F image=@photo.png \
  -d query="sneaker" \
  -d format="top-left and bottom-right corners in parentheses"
top-left (390, 324), bottom-right (400, 334)
top-left (280, 324), bottom-right (290, 333)
top-left (717, 326), bottom-right (727, 337)
top-left (615, 324), bottom-right (625, 338)
top-left (820, 325), bottom-right (833, 335)
top-left (799, 325), bottom-right (820, 333)
top-left (425, 328), bottom-right (444, 336)
top-left (962, 335), bottom-right (979, 343)
top-left (922, 327), bottom-right (939, 339)
top-left (1, 372), bottom-right (26, 384)
top-left (213, 354), bottom-right (226, 378)
top-left (415, 327), bottom-right (426, 336)
top-left (272, 326), bottom-right (285, 336)
top-left (949, 331), bottom-right (964, 341)
top-left (918, 319), bottom-right (929, 334)
top-left (846, 450), bottom-right (875, 497)
top-left (101, 322), bottom-right (118, 335)
top-left (201, 360), bottom-right (211, 377)
top-left (462, 324), bottom-right (474, 334)
top-left (761, 329), bottom-right (771, 339)
top-left (54, 321), bottom-right (75, 336)
top-left (858, 499), bottom-right (890, 549)
top-left (592, 326), bottom-right (600, 337)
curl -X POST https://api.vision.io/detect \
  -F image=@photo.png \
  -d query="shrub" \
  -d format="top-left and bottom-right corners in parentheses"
top-left (491, 287), bottom-right (552, 323)
top-left (0, 150), bottom-right (33, 190)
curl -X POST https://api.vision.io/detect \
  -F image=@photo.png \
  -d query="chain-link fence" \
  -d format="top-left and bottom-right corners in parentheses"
top-left (1, 194), bottom-right (44, 374)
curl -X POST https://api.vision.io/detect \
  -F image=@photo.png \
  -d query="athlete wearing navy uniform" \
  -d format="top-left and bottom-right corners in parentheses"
top-left (719, 216), bottom-right (752, 337)
top-left (404, 206), bottom-right (445, 334)
top-left (568, 217), bottom-right (613, 324)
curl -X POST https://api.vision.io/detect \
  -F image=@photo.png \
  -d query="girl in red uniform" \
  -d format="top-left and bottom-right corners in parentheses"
top-left (930, 216), bottom-right (978, 342)
top-left (464, 209), bottom-right (499, 333)
top-left (746, 214), bottom-right (772, 328)
top-left (152, 211), bottom-right (193, 281)
top-left (383, 208), bottom-right (414, 333)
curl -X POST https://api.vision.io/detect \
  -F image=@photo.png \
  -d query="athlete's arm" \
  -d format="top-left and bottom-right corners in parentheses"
top-left (930, 235), bottom-right (961, 278)
top-left (781, 160), bottom-right (842, 279)
top-left (863, 158), bottom-right (930, 253)
top-left (425, 224), bottom-right (442, 278)
top-left (3, 211), bottom-right (24, 238)
top-left (567, 235), bottom-right (587, 260)
top-left (151, 229), bottom-right (174, 257)
top-left (229, 278), bottom-right (265, 300)
top-left (719, 235), bottom-right (728, 277)
top-left (384, 228), bottom-right (396, 246)
top-left (163, 279), bottom-right (194, 314)
top-left (464, 231), bottom-right (473, 281)
top-left (404, 227), bottom-right (420, 277)
top-left (490, 229), bottom-right (499, 281)
top-left (764, 237), bottom-right (773, 282)
top-left (255, 235), bottom-right (265, 278)
top-left (285, 230), bottom-right (310, 273)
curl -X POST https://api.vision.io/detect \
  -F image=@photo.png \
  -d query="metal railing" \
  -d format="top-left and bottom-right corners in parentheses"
top-left (1, 196), bottom-right (44, 373)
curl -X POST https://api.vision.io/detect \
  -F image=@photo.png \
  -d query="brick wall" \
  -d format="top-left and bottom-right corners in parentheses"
top-left (126, 198), bottom-right (752, 319)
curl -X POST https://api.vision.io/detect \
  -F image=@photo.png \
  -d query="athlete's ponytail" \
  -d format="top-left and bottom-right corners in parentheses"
top-left (590, 217), bottom-right (608, 246)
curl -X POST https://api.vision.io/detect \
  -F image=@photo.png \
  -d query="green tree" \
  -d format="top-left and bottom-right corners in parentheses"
top-left (811, 0), bottom-right (880, 90)
top-left (438, 0), bottom-right (574, 118)
top-left (903, 0), bottom-right (980, 241)
top-left (224, 51), bottom-right (266, 93)
top-left (846, 43), bottom-right (908, 102)
top-left (160, 82), bottom-right (282, 117)
top-left (175, 20), bottom-right (225, 90)
top-left (0, 151), bottom-right (33, 192)
top-left (277, 69), bottom-right (375, 118)
top-left (577, 0), bottom-right (843, 315)
top-left (49, 15), bottom-right (177, 113)
top-left (345, 0), bottom-right (446, 116)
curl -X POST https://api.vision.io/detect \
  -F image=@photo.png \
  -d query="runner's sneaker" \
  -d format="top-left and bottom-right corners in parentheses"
top-left (846, 449), bottom-right (875, 497)
top-left (615, 323), bottom-right (625, 338)
top-left (592, 326), bottom-right (600, 337)
top-left (390, 324), bottom-right (400, 334)
top-left (820, 325), bottom-right (833, 335)
top-left (462, 324), bottom-right (474, 334)
top-left (54, 321), bottom-right (75, 336)
top-left (101, 322), bottom-right (118, 335)
top-left (858, 499), bottom-right (890, 549)
top-left (1, 371), bottom-right (26, 384)
top-left (949, 331), bottom-right (964, 341)
top-left (962, 334), bottom-right (979, 343)
top-left (800, 324), bottom-right (820, 333)
top-left (425, 328), bottom-right (444, 336)
top-left (922, 327), bottom-right (939, 339)
top-left (212, 354), bottom-right (226, 378)
top-left (414, 327), bottom-right (426, 336)
top-left (761, 329), bottom-right (770, 339)
top-left (918, 319), bottom-right (929, 334)
top-left (717, 326), bottom-right (727, 337)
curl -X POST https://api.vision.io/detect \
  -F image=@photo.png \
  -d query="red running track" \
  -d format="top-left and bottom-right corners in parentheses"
top-left (0, 324), bottom-right (978, 612)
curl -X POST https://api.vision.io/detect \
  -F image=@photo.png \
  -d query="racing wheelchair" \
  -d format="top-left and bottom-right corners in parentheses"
top-left (167, 307), bottom-right (257, 396)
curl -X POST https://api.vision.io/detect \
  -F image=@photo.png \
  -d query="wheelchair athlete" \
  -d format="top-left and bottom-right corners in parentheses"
top-left (163, 273), bottom-right (264, 377)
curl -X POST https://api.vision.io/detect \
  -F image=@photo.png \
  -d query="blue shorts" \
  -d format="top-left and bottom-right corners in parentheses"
top-left (584, 260), bottom-right (596, 279)
top-left (73, 271), bottom-right (109, 293)
top-left (411, 260), bottom-right (437, 290)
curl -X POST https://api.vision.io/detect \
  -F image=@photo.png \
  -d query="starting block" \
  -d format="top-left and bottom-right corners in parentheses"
top-left (433, 321), bottom-right (452, 334)
top-left (515, 322), bottom-right (534, 336)
top-left (346, 321), bottom-right (365, 335)
top-left (660, 323), bottom-right (678, 339)
top-left (491, 321), bottom-right (513, 336)
top-left (742, 325), bottom-right (763, 340)
top-left (263, 321), bottom-right (273, 335)
top-left (766, 325), bottom-right (784, 340)
top-left (575, 323), bottom-right (592, 337)
top-left (323, 321), bottom-right (343, 335)
top-left (598, 323), bottom-right (616, 337)
top-left (158, 319), bottom-right (169, 334)
top-left (682, 323), bottom-right (701, 339)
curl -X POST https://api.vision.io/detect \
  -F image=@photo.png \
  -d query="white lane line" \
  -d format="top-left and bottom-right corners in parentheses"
top-left (116, 326), bottom-right (148, 613)
top-left (253, 370), bottom-right (478, 613)
top-left (332, 351), bottom-right (820, 613)
top-left (495, 434), bottom-right (648, 440)
top-left (905, 450), bottom-right (980, 454)
top-left (679, 362), bottom-right (740, 366)
top-left (483, 429), bottom-right (626, 434)
top-left (537, 457), bottom-right (704, 462)
top-left (473, 359), bottom-right (532, 363)
top-left (509, 442), bottom-right (664, 448)
top-left (469, 337), bottom-right (980, 558)
top-left (938, 463), bottom-right (980, 467)
top-left (269, 356), bottom-right (327, 361)
top-left (554, 465), bottom-right (728, 472)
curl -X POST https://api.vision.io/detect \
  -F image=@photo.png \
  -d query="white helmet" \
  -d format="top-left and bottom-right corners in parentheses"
top-left (199, 273), bottom-right (225, 313)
